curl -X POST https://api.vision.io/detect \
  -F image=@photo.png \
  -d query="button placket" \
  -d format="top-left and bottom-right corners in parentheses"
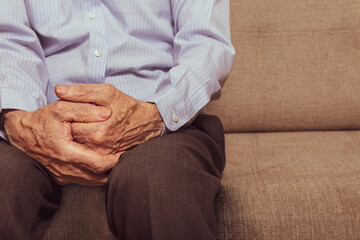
top-left (86, 4), bottom-right (108, 83)
top-left (89, 12), bottom-right (96, 19)
top-left (94, 49), bottom-right (102, 57)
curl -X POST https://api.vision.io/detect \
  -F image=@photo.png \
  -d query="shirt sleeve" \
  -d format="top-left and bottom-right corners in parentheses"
top-left (0, 1), bottom-right (49, 140)
top-left (153, 0), bottom-right (235, 132)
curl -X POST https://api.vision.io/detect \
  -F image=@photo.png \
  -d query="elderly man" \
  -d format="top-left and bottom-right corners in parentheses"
top-left (0, 0), bottom-right (234, 239)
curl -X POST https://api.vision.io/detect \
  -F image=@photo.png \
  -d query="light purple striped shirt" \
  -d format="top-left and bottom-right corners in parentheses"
top-left (0, 0), bottom-right (234, 139)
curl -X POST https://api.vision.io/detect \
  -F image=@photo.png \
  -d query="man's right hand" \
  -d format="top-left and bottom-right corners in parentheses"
top-left (2, 101), bottom-right (121, 186)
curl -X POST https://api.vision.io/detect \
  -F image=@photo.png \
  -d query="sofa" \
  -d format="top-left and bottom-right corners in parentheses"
top-left (44, 0), bottom-right (360, 239)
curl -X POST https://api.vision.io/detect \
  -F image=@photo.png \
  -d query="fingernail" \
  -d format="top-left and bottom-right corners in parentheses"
top-left (99, 108), bottom-right (111, 119)
top-left (56, 86), bottom-right (67, 95)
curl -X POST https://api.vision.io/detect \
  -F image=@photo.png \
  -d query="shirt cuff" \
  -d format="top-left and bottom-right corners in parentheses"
top-left (153, 69), bottom-right (220, 132)
top-left (160, 124), bottom-right (170, 136)
top-left (0, 114), bottom-right (8, 141)
top-left (0, 88), bottom-right (45, 141)
top-left (0, 130), bottom-right (8, 141)
top-left (0, 88), bottom-right (44, 112)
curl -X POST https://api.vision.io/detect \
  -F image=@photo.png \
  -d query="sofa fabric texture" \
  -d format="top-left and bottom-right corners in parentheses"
top-left (45, 0), bottom-right (360, 239)
top-left (215, 132), bottom-right (360, 239)
top-left (207, 0), bottom-right (360, 133)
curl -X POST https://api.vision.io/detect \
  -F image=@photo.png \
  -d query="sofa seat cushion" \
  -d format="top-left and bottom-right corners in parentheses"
top-left (216, 130), bottom-right (360, 239)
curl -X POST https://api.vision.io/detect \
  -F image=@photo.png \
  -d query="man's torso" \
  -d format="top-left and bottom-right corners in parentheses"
top-left (26, 0), bottom-right (175, 104)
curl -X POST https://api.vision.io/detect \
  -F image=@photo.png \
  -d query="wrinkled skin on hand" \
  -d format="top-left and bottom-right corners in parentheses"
top-left (3, 101), bottom-right (121, 186)
top-left (55, 83), bottom-right (164, 155)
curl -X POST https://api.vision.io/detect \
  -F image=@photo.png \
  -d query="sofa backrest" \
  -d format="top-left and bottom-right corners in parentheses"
top-left (206, 0), bottom-right (360, 133)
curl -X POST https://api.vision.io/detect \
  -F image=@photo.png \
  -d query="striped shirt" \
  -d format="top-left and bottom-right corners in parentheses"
top-left (0, 0), bottom-right (235, 138)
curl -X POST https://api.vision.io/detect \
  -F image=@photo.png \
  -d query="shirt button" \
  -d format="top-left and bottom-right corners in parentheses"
top-left (94, 49), bottom-right (102, 57)
top-left (89, 12), bottom-right (96, 19)
top-left (172, 113), bottom-right (179, 123)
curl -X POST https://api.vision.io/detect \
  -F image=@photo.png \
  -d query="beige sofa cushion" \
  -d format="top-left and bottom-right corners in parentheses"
top-left (216, 130), bottom-right (360, 239)
top-left (207, 0), bottom-right (360, 133)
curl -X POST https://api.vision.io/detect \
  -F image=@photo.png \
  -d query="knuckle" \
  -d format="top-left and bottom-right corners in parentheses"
top-left (103, 83), bottom-right (115, 94)
top-left (103, 83), bottom-right (114, 89)
top-left (54, 100), bottom-right (65, 110)
top-left (77, 88), bottom-right (87, 97)
top-left (92, 163), bottom-right (106, 174)
top-left (90, 130), bottom-right (106, 145)
top-left (72, 131), bottom-right (85, 143)
top-left (52, 101), bottom-right (67, 117)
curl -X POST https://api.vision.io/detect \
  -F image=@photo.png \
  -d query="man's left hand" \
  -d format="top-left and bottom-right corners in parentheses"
top-left (56, 83), bottom-right (164, 155)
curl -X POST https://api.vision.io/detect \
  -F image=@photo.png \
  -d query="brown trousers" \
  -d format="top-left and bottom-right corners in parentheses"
top-left (0, 114), bottom-right (225, 240)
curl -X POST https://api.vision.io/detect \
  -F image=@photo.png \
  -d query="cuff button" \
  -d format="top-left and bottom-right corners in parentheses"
top-left (172, 113), bottom-right (179, 123)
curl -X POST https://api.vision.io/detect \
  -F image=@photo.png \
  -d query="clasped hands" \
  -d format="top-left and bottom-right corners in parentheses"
top-left (3, 83), bottom-right (163, 186)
